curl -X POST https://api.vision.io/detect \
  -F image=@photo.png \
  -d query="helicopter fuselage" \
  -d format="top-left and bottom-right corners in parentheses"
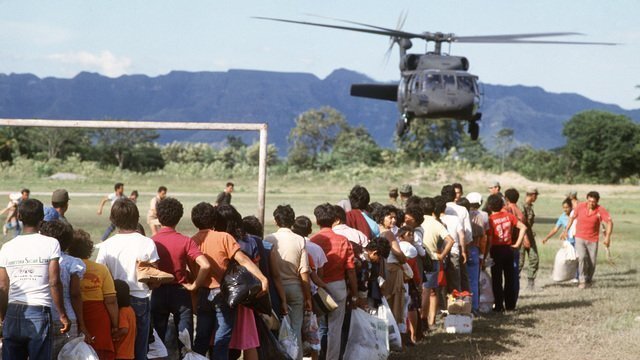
top-left (399, 69), bottom-right (480, 121)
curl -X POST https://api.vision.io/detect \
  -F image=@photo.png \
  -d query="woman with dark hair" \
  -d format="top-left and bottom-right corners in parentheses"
top-left (216, 205), bottom-right (261, 360)
top-left (68, 229), bottom-right (119, 360)
top-left (373, 205), bottom-right (407, 343)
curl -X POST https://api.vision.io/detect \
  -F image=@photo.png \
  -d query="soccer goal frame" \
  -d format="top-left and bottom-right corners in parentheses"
top-left (0, 118), bottom-right (269, 224)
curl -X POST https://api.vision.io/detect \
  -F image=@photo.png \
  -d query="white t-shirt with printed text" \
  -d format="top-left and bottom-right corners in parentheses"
top-left (0, 233), bottom-right (61, 307)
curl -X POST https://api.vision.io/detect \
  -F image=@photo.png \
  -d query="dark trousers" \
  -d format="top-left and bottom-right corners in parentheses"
top-left (151, 284), bottom-right (194, 349)
top-left (193, 288), bottom-right (236, 360)
top-left (490, 246), bottom-right (516, 311)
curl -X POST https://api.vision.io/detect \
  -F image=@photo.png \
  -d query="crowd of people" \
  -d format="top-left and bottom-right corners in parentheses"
top-left (0, 180), bottom-right (613, 360)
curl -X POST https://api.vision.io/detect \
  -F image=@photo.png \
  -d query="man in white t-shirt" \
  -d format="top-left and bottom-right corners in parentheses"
top-left (0, 199), bottom-right (70, 359)
top-left (97, 182), bottom-right (127, 240)
top-left (96, 198), bottom-right (159, 360)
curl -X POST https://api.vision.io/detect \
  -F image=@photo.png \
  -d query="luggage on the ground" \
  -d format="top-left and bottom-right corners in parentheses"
top-left (552, 241), bottom-right (579, 282)
top-left (178, 329), bottom-right (207, 360)
top-left (444, 314), bottom-right (473, 334)
top-left (148, 328), bottom-right (168, 359)
top-left (479, 270), bottom-right (494, 313)
top-left (377, 297), bottom-right (402, 352)
top-left (344, 308), bottom-right (389, 360)
top-left (57, 335), bottom-right (99, 360)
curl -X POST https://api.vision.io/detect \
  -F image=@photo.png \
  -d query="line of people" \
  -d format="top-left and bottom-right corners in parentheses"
top-left (0, 181), bottom-right (613, 360)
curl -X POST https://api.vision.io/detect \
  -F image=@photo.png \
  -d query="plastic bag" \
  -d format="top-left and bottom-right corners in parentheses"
top-left (478, 270), bottom-right (494, 313)
top-left (221, 261), bottom-right (262, 309)
top-left (552, 244), bottom-right (578, 282)
top-left (377, 297), bottom-right (402, 352)
top-left (302, 310), bottom-right (320, 352)
top-left (256, 314), bottom-right (293, 360)
top-left (562, 241), bottom-right (577, 261)
top-left (278, 315), bottom-right (299, 360)
top-left (178, 329), bottom-right (208, 360)
top-left (344, 309), bottom-right (389, 360)
top-left (57, 335), bottom-right (99, 360)
top-left (148, 328), bottom-right (168, 359)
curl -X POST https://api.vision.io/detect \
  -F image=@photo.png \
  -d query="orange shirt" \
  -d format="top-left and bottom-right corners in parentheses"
top-left (191, 229), bottom-right (241, 289)
top-left (114, 306), bottom-right (136, 359)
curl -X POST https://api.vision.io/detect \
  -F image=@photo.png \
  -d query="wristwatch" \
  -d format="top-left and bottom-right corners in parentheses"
top-left (350, 296), bottom-right (358, 302)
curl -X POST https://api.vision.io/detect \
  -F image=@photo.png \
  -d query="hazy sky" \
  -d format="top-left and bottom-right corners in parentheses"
top-left (1, 0), bottom-right (638, 109)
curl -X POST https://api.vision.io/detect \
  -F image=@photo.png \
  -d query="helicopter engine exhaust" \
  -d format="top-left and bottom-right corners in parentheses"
top-left (350, 84), bottom-right (398, 102)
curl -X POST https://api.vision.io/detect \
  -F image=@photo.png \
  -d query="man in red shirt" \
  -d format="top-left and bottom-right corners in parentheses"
top-left (310, 203), bottom-right (358, 360)
top-left (487, 194), bottom-right (527, 312)
top-left (150, 197), bottom-right (210, 349)
top-left (563, 191), bottom-right (613, 289)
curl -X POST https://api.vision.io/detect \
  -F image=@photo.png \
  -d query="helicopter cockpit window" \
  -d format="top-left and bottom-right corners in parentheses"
top-left (425, 74), bottom-right (442, 88)
top-left (457, 76), bottom-right (474, 92)
top-left (443, 74), bottom-right (456, 87)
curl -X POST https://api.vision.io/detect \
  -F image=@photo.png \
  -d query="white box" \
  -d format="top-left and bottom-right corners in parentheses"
top-left (444, 314), bottom-right (473, 334)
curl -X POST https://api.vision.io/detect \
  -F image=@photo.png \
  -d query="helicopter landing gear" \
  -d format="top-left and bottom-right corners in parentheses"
top-left (468, 120), bottom-right (479, 140)
top-left (396, 113), bottom-right (411, 137)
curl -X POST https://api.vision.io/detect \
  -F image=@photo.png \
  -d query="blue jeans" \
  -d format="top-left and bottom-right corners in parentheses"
top-left (2, 303), bottom-right (52, 360)
top-left (151, 284), bottom-right (194, 349)
top-left (193, 288), bottom-right (236, 360)
top-left (101, 222), bottom-right (116, 241)
top-left (130, 296), bottom-right (151, 360)
top-left (466, 246), bottom-right (481, 312)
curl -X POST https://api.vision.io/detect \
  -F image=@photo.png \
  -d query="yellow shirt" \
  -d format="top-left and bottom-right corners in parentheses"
top-left (80, 259), bottom-right (116, 301)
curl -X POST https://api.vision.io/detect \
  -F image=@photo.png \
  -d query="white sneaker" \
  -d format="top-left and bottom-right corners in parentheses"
top-left (570, 278), bottom-right (579, 284)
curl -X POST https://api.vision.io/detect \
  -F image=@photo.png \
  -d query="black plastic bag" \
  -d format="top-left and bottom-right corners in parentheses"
top-left (255, 313), bottom-right (293, 360)
top-left (221, 261), bottom-right (262, 308)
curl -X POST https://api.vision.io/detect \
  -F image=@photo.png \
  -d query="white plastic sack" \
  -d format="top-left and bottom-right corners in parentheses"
top-left (278, 315), bottom-right (299, 360)
top-left (478, 269), bottom-right (494, 314)
top-left (178, 329), bottom-right (207, 360)
top-left (552, 244), bottom-right (579, 282)
top-left (377, 297), bottom-right (402, 352)
top-left (302, 310), bottom-right (320, 352)
top-left (562, 241), bottom-right (577, 261)
top-left (148, 328), bottom-right (168, 359)
top-left (344, 309), bottom-right (389, 360)
top-left (57, 335), bottom-right (98, 360)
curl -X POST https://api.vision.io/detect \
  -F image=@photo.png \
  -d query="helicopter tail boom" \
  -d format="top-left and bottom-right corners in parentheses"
top-left (350, 84), bottom-right (398, 102)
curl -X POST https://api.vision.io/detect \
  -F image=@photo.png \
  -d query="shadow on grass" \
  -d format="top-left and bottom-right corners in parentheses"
top-left (597, 268), bottom-right (637, 277)
top-left (517, 299), bottom-right (592, 313)
top-left (390, 312), bottom-right (536, 360)
top-left (536, 217), bottom-right (558, 225)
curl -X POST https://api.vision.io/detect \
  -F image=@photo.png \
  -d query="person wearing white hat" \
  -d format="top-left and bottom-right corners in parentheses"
top-left (465, 192), bottom-right (489, 313)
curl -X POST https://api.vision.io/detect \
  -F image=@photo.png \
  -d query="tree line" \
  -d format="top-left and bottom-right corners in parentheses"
top-left (0, 109), bottom-right (638, 184)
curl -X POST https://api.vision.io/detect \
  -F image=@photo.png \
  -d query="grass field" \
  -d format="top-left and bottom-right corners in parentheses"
top-left (1, 167), bottom-right (639, 359)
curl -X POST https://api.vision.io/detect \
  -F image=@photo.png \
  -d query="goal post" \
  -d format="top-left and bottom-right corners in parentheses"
top-left (0, 118), bottom-right (269, 224)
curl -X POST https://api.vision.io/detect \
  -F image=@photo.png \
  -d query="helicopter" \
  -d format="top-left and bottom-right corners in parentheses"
top-left (254, 16), bottom-right (615, 140)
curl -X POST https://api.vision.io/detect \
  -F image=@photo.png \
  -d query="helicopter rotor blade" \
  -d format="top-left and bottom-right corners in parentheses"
top-left (457, 39), bottom-right (618, 45)
top-left (455, 32), bottom-right (617, 45)
top-left (253, 16), bottom-right (424, 39)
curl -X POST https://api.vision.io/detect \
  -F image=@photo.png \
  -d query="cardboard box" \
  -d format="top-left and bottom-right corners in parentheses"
top-left (444, 314), bottom-right (473, 334)
top-left (447, 297), bottom-right (472, 314)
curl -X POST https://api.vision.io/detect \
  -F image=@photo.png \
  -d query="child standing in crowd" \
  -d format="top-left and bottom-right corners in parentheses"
top-left (113, 280), bottom-right (137, 360)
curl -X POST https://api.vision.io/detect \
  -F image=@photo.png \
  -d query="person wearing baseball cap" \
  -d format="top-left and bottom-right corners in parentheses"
top-left (51, 189), bottom-right (70, 224)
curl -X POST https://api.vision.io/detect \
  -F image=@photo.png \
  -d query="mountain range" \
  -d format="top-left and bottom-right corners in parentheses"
top-left (1, 69), bottom-right (638, 154)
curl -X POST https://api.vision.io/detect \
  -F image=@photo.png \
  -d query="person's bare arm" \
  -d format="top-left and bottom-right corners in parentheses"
top-left (562, 217), bottom-right (575, 240)
top-left (385, 232), bottom-right (407, 264)
top-left (0, 267), bottom-right (9, 321)
top-left (458, 229), bottom-right (467, 264)
top-left (542, 225), bottom-right (561, 244)
top-left (49, 259), bottom-right (70, 333)
top-left (346, 268), bottom-right (358, 308)
top-left (103, 295), bottom-right (120, 339)
top-left (96, 197), bottom-right (109, 215)
top-left (300, 271), bottom-right (313, 311)
top-left (603, 220), bottom-right (613, 248)
top-left (438, 235), bottom-right (455, 261)
top-left (183, 255), bottom-right (211, 291)
top-left (268, 249), bottom-right (288, 315)
top-left (512, 221), bottom-right (528, 249)
top-left (69, 275), bottom-right (92, 343)
top-left (310, 270), bottom-right (328, 289)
